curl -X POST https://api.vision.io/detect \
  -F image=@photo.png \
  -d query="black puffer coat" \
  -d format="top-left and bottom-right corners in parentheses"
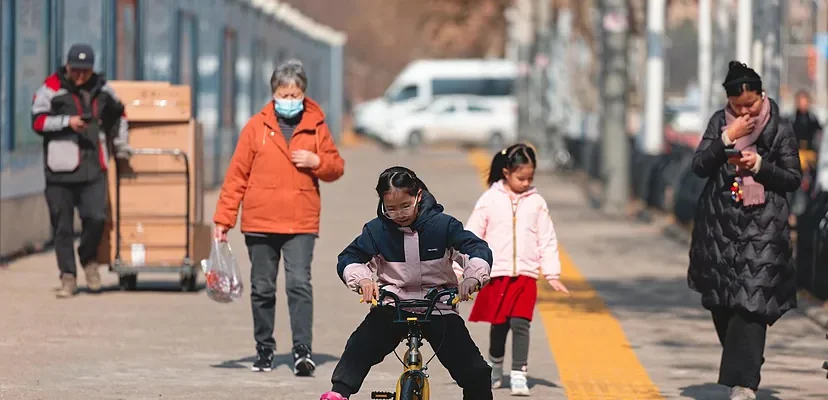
top-left (688, 99), bottom-right (802, 325)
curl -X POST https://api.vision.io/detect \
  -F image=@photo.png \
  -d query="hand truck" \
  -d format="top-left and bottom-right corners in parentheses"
top-left (111, 147), bottom-right (197, 291)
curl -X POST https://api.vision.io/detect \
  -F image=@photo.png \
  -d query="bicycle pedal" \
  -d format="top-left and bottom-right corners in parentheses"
top-left (371, 391), bottom-right (395, 399)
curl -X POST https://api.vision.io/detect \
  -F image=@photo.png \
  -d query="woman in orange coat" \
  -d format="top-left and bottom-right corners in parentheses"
top-left (213, 59), bottom-right (345, 376)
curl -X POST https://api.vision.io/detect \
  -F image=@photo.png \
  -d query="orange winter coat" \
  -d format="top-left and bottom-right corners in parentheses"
top-left (213, 97), bottom-right (345, 234)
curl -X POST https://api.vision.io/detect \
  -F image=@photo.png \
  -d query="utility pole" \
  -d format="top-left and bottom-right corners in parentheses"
top-left (699, 0), bottom-right (712, 123)
top-left (817, 0), bottom-right (828, 115)
top-left (533, 0), bottom-right (554, 171)
top-left (514, 0), bottom-right (534, 145)
top-left (598, 0), bottom-right (630, 215)
top-left (546, 7), bottom-right (574, 168)
top-left (642, 0), bottom-right (665, 156)
top-left (759, 0), bottom-right (783, 101)
top-left (737, 0), bottom-right (753, 64)
top-left (711, 0), bottom-right (733, 111)
top-left (504, 6), bottom-right (518, 62)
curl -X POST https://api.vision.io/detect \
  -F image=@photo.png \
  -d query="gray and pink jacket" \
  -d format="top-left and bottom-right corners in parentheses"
top-left (31, 68), bottom-right (129, 184)
top-left (337, 191), bottom-right (493, 314)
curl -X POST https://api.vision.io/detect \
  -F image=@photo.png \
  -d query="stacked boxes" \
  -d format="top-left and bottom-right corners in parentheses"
top-left (97, 81), bottom-right (210, 267)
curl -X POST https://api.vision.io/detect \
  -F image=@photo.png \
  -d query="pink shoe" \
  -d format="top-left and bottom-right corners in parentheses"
top-left (320, 392), bottom-right (348, 400)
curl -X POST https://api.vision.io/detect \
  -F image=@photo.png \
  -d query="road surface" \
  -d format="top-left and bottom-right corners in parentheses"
top-left (1, 143), bottom-right (825, 399)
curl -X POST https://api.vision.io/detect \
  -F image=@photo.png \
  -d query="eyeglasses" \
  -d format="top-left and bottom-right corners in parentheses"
top-left (382, 202), bottom-right (417, 219)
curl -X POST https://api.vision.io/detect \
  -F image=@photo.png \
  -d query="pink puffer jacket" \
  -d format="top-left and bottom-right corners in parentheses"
top-left (462, 180), bottom-right (561, 280)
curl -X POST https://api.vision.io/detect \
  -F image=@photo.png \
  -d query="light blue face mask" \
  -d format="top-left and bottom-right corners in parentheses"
top-left (274, 97), bottom-right (304, 118)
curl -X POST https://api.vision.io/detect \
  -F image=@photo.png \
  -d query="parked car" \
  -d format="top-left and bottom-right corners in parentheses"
top-left (664, 104), bottom-right (703, 135)
top-left (353, 58), bottom-right (517, 139)
top-left (376, 95), bottom-right (517, 150)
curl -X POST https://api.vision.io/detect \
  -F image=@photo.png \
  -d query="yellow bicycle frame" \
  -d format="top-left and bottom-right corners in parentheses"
top-left (394, 317), bottom-right (431, 400)
top-left (363, 287), bottom-right (475, 400)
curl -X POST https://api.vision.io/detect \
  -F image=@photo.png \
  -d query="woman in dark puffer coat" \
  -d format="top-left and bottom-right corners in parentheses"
top-left (688, 61), bottom-right (801, 400)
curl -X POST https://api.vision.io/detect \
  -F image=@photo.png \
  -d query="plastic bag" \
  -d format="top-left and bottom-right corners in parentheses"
top-left (201, 238), bottom-right (244, 303)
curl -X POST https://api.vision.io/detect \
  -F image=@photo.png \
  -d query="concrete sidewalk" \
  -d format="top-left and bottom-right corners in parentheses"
top-left (0, 144), bottom-right (563, 400)
top-left (534, 168), bottom-right (827, 399)
top-left (1, 143), bottom-right (825, 399)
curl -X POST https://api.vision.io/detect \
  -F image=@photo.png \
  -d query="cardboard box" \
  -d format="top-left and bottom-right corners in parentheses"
top-left (109, 81), bottom-right (191, 122)
top-left (97, 220), bottom-right (211, 266)
top-left (116, 174), bottom-right (190, 217)
top-left (96, 120), bottom-right (206, 265)
top-left (115, 119), bottom-right (203, 221)
top-left (93, 79), bottom-right (204, 266)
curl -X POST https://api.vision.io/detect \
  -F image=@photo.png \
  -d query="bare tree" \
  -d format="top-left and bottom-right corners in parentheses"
top-left (281, 0), bottom-right (511, 100)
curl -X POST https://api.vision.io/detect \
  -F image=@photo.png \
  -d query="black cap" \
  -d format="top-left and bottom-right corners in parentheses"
top-left (66, 44), bottom-right (95, 69)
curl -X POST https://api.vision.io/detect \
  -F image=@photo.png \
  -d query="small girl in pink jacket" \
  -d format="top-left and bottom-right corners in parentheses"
top-left (466, 143), bottom-right (569, 396)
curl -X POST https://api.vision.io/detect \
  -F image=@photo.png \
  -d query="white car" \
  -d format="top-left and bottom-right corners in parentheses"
top-left (665, 104), bottom-right (703, 134)
top-left (352, 58), bottom-right (517, 139)
top-left (378, 96), bottom-right (517, 149)
top-left (353, 97), bottom-right (387, 137)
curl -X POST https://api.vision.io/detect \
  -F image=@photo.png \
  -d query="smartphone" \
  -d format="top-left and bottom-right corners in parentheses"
top-left (724, 148), bottom-right (743, 158)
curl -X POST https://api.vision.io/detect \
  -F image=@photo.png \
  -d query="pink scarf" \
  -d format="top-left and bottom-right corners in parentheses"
top-left (722, 96), bottom-right (771, 206)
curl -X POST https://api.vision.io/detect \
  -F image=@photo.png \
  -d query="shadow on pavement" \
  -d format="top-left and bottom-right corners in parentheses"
top-left (210, 352), bottom-right (340, 370)
top-left (96, 280), bottom-right (205, 293)
top-left (526, 376), bottom-right (559, 389)
top-left (680, 383), bottom-right (782, 400)
top-left (48, 280), bottom-right (207, 295)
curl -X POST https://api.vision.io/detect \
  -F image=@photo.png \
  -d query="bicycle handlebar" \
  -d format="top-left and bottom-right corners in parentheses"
top-left (375, 287), bottom-right (462, 320)
top-left (358, 284), bottom-right (479, 314)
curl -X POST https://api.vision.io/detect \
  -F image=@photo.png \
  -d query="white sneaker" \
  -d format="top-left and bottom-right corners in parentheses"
top-left (490, 361), bottom-right (503, 388)
top-left (730, 386), bottom-right (756, 400)
top-left (510, 370), bottom-right (530, 396)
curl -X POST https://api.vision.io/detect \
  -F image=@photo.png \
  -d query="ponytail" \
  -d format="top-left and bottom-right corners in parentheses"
top-left (486, 143), bottom-right (536, 186)
top-left (487, 151), bottom-right (509, 186)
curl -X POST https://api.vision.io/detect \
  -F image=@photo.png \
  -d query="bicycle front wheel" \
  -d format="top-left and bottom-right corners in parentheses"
top-left (398, 375), bottom-right (422, 400)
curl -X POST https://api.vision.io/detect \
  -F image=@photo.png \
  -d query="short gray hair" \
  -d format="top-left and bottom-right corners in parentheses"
top-left (270, 59), bottom-right (307, 93)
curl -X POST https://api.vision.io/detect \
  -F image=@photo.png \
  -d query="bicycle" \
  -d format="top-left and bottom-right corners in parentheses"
top-left (360, 286), bottom-right (474, 400)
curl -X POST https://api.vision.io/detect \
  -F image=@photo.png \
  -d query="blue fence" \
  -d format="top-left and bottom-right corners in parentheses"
top-left (0, 0), bottom-right (346, 257)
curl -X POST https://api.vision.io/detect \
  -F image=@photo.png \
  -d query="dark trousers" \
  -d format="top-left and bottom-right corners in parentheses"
top-left (246, 234), bottom-right (315, 352)
top-left (489, 317), bottom-right (531, 371)
top-left (711, 308), bottom-right (767, 390)
top-left (330, 306), bottom-right (493, 400)
top-left (44, 177), bottom-right (107, 277)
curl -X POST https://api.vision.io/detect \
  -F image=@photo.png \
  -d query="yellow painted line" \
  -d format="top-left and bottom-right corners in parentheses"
top-left (466, 148), bottom-right (663, 400)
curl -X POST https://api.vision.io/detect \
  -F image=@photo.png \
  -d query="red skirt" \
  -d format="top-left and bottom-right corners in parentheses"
top-left (468, 275), bottom-right (538, 324)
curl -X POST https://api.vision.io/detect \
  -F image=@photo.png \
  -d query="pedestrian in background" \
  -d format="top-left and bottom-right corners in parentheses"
top-left (688, 61), bottom-right (801, 400)
top-left (31, 44), bottom-right (131, 298)
top-left (213, 59), bottom-right (345, 376)
top-left (791, 90), bottom-right (822, 151)
top-left (464, 143), bottom-right (569, 396)
top-left (788, 90), bottom-right (822, 215)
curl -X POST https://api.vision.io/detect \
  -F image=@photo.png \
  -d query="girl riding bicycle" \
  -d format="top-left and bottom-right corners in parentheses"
top-left (466, 143), bottom-right (569, 396)
top-left (321, 166), bottom-right (494, 400)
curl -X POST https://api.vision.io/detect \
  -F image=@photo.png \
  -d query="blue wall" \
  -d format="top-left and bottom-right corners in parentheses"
top-left (0, 0), bottom-right (345, 199)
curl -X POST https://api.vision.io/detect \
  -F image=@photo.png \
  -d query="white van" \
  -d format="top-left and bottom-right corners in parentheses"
top-left (353, 58), bottom-right (517, 141)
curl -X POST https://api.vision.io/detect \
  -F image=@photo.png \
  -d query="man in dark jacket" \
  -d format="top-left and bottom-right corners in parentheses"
top-left (787, 91), bottom-right (821, 214)
top-left (32, 44), bottom-right (131, 298)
